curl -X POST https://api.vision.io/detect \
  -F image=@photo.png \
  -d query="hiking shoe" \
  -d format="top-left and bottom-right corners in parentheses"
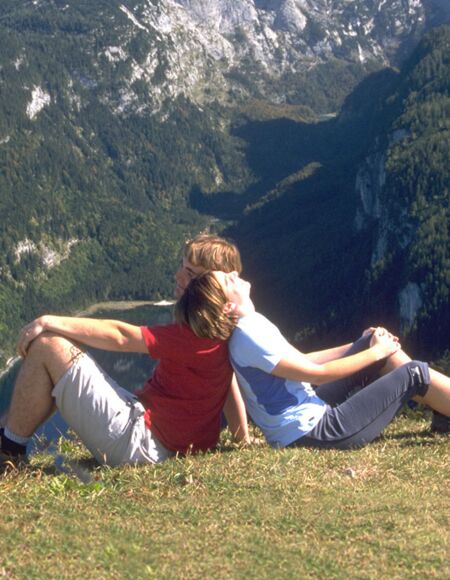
top-left (0, 450), bottom-right (28, 473)
top-left (430, 411), bottom-right (450, 434)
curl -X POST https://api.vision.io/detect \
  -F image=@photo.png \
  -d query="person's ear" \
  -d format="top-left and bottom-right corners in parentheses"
top-left (223, 301), bottom-right (236, 316)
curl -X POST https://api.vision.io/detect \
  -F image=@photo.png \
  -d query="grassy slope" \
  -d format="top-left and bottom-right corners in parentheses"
top-left (1, 413), bottom-right (449, 579)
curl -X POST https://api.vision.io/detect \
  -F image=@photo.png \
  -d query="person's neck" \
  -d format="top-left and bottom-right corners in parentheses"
top-left (235, 300), bottom-right (255, 319)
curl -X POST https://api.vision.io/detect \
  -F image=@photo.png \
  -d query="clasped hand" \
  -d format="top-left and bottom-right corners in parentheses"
top-left (369, 326), bottom-right (401, 357)
top-left (17, 317), bottom-right (46, 358)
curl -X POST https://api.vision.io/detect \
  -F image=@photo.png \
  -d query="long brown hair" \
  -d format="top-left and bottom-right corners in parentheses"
top-left (175, 272), bottom-right (237, 340)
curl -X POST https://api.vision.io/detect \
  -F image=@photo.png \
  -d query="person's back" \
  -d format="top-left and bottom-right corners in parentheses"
top-left (137, 322), bottom-right (232, 453)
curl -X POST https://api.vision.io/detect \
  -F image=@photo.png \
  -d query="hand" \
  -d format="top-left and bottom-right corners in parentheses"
top-left (17, 317), bottom-right (47, 358)
top-left (237, 435), bottom-right (265, 447)
top-left (362, 327), bottom-right (376, 337)
top-left (247, 435), bottom-right (265, 446)
top-left (381, 326), bottom-right (399, 343)
top-left (364, 325), bottom-right (399, 341)
top-left (370, 327), bottom-right (401, 358)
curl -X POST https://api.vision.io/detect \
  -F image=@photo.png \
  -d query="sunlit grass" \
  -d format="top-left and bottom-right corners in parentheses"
top-left (1, 411), bottom-right (449, 579)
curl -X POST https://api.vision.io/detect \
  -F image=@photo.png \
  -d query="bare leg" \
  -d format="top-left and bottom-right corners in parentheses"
top-left (379, 349), bottom-right (412, 374)
top-left (6, 333), bottom-right (83, 438)
top-left (380, 349), bottom-right (450, 416)
top-left (416, 368), bottom-right (450, 416)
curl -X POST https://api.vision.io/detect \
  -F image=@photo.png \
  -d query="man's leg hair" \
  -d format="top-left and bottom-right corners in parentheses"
top-left (5, 333), bottom-right (83, 440)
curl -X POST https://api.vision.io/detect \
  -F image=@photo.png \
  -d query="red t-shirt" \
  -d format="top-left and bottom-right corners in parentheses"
top-left (136, 323), bottom-right (232, 454)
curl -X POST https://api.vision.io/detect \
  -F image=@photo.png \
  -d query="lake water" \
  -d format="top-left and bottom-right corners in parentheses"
top-left (0, 302), bottom-right (174, 454)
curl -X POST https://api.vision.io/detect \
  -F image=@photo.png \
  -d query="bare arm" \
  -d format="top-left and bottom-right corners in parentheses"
top-left (305, 342), bottom-right (353, 364)
top-left (305, 327), bottom-right (393, 364)
top-left (17, 315), bottom-right (148, 357)
top-left (272, 329), bottom-right (400, 385)
top-left (223, 374), bottom-right (251, 444)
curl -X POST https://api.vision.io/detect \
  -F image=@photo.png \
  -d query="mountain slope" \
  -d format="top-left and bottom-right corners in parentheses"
top-left (228, 26), bottom-right (449, 362)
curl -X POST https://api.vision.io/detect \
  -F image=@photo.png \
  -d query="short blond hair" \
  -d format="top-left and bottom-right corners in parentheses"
top-left (175, 272), bottom-right (236, 340)
top-left (183, 234), bottom-right (242, 274)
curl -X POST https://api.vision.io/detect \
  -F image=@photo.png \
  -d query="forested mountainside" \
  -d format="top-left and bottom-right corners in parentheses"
top-left (227, 26), bottom-right (449, 365)
top-left (0, 1), bottom-right (448, 368)
top-left (0, 0), bottom-right (249, 363)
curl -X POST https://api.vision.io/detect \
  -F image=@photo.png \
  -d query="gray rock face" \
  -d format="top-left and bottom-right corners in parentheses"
top-left (6, 1), bottom-right (448, 119)
top-left (173, 0), bottom-right (440, 67)
top-left (83, 0), bottom-right (447, 114)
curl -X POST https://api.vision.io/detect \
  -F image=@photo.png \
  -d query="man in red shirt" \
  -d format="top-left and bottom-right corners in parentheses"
top-left (0, 235), bottom-right (249, 468)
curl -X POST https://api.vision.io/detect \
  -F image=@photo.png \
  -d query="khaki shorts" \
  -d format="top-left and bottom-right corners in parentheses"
top-left (52, 353), bottom-right (174, 466)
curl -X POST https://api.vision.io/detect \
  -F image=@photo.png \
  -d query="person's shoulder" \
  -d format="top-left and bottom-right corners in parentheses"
top-left (230, 311), bottom-right (284, 369)
top-left (144, 322), bottom-right (193, 344)
top-left (237, 312), bottom-right (275, 334)
top-left (146, 321), bottom-right (190, 333)
top-left (147, 322), bottom-right (226, 357)
top-left (232, 312), bottom-right (269, 346)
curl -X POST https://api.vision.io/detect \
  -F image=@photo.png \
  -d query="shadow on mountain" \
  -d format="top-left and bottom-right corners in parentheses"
top-left (189, 115), bottom-right (339, 221)
top-left (424, 0), bottom-right (450, 28)
top-left (338, 67), bottom-right (398, 124)
top-left (190, 67), bottom-right (399, 223)
top-left (190, 67), bottom-right (417, 349)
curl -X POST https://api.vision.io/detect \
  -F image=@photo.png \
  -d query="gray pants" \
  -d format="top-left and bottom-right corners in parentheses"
top-left (291, 336), bottom-right (430, 449)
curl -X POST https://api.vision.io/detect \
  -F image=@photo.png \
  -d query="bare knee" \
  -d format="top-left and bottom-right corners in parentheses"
top-left (27, 333), bottom-right (84, 367)
top-left (380, 349), bottom-right (412, 375)
top-left (21, 332), bottom-right (85, 386)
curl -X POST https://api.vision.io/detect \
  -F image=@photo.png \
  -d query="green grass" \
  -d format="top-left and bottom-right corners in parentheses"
top-left (1, 412), bottom-right (449, 579)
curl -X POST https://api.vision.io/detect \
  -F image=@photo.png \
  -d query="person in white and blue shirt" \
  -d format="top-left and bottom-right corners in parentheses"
top-left (178, 270), bottom-right (450, 449)
top-left (229, 311), bottom-right (326, 447)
